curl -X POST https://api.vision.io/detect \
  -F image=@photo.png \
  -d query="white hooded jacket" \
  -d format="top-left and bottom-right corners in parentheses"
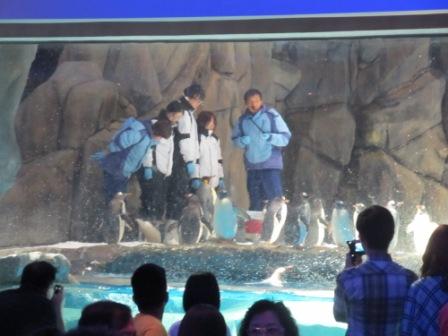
top-left (198, 130), bottom-right (224, 188)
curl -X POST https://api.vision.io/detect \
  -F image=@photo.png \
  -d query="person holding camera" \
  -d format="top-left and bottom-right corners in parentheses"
top-left (0, 261), bottom-right (65, 336)
top-left (333, 205), bottom-right (417, 335)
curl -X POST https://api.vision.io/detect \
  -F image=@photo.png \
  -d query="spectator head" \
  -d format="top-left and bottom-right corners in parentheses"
top-left (421, 225), bottom-right (448, 281)
top-left (183, 272), bottom-right (220, 312)
top-left (64, 327), bottom-right (120, 336)
top-left (151, 119), bottom-right (173, 140)
top-left (178, 304), bottom-right (227, 336)
top-left (244, 89), bottom-right (263, 114)
top-left (78, 300), bottom-right (134, 334)
top-left (356, 205), bottom-right (394, 251)
top-left (159, 100), bottom-right (183, 124)
top-left (184, 84), bottom-right (205, 110)
top-left (238, 300), bottom-right (299, 336)
top-left (131, 263), bottom-right (168, 313)
top-left (20, 261), bottom-right (57, 294)
top-left (196, 111), bottom-right (217, 133)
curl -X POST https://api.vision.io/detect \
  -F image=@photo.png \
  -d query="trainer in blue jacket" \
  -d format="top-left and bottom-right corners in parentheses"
top-left (93, 117), bottom-right (173, 204)
top-left (232, 89), bottom-right (291, 211)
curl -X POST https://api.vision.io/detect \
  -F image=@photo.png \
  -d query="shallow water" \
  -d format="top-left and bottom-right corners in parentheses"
top-left (64, 282), bottom-right (346, 336)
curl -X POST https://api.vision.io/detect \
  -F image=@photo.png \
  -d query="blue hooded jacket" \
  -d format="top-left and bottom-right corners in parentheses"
top-left (100, 118), bottom-right (158, 179)
top-left (232, 106), bottom-right (291, 170)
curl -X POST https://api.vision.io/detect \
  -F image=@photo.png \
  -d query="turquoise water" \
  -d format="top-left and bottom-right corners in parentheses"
top-left (64, 283), bottom-right (346, 336)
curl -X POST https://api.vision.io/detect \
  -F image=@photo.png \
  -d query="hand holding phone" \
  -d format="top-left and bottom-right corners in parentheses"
top-left (346, 240), bottom-right (365, 267)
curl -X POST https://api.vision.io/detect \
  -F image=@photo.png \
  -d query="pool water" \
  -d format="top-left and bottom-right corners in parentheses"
top-left (64, 283), bottom-right (346, 336)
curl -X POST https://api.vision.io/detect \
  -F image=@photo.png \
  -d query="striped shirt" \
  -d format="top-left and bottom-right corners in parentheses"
top-left (334, 254), bottom-right (417, 336)
top-left (401, 276), bottom-right (448, 336)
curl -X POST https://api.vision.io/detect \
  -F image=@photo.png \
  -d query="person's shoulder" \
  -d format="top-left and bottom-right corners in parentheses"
top-left (263, 106), bottom-right (282, 118)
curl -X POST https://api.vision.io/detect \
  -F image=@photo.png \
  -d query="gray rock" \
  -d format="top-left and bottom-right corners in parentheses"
top-left (210, 42), bottom-right (236, 75)
top-left (60, 80), bottom-right (120, 149)
top-left (0, 45), bottom-right (37, 193)
top-left (0, 150), bottom-right (77, 247)
top-left (285, 40), bottom-right (351, 110)
top-left (358, 151), bottom-right (424, 222)
top-left (391, 125), bottom-right (448, 181)
top-left (353, 38), bottom-right (432, 106)
top-left (307, 104), bottom-right (355, 165)
top-left (0, 252), bottom-right (71, 285)
top-left (250, 42), bottom-right (275, 106)
top-left (291, 146), bottom-right (343, 201)
top-left (59, 44), bottom-right (111, 73)
top-left (104, 44), bottom-right (162, 114)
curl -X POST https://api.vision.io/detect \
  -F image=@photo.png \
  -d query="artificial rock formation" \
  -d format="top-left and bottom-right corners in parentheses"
top-left (1, 37), bottom-right (448, 246)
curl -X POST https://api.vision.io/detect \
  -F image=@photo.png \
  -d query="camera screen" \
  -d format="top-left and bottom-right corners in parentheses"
top-left (355, 242), bottom-right (364, 253)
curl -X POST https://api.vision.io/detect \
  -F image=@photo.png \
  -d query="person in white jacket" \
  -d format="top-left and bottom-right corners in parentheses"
top-left (138, 101), bottom-right (183, 223)
top-left (166, 84), bottom-right (205, 221)
top-left (196, 111), bottom-right (225, 190)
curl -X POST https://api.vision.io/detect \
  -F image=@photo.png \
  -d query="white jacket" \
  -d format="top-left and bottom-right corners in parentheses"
top-left (178, 103), bottom-right (200, 176)
top-left (198, 130), bottom-right (224, 188)
top-left (141, 120), bottom-right (174, 176)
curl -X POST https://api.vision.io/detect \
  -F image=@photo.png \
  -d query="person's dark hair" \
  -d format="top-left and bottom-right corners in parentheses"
top-left (78, 300), bottom-right (132, 331)
top-left (64, 327), bottom-right (119, 336)
top-left (196, 111), bottom-right (217, 133)
top-left (151, 119), bottom-right (172, 139)
top-left (243, 89), bottom-right (262, 103)
top-left (131, 263), bottom-right (167, 312)
top-left (159, 100), bottom-right (183, 120)
top-left (356, 205), bottom-right (394, 250)
top-left (20, 261), bottom-right (57, 292)
top-left (238, 300), bottom-right (299, 336)
top-left (32, 327), bottom-right (62, 336)
top-left (183, 272), bottom-right (220, 312)
top-left (184, 84), bottom-right (205, 100)
top-left (421, 225), bottom-right (448, 290)
top-left (178, 304), bottom-right (227, 336)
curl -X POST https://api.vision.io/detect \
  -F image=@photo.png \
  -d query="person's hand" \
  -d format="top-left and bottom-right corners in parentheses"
top-left (90, 151), bottom-right (105, 161)
top-left (191, 178), bottom-right (202, 190)
top-left (218, 178), bottom-right (225, 191)
top-left (345, 252), bottom-right (363, 269)
top-left (144, 167), bottom-right (153, 180)
top-left (186, 162), bottom-right (196, 177)
top-left (261, 133), bottom-right (271, 141)
top-left (241, 136), bottom-right (251, 146)
top-left (51, 285), bottom-right (64, 309)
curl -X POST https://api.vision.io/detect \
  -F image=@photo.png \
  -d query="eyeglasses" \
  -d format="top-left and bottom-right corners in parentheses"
top-left (248, 326), bottom-right (285, 336)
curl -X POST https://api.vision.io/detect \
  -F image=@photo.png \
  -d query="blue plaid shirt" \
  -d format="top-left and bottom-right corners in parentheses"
top-left (400, 276), bottom-right (448, 336)
top-left (334, 254), bottom-right (417, 336)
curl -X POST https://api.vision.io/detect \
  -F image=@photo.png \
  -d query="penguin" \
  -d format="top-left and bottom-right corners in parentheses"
top-left (330, 200), bottom-right (355, 246)
top-left (179, 194), bottom-right (205, 244)
top-left (296, 193), bottom-right (311, 247)
top-left (213, 191), bottom-right (238, 240)
top-left (107, 192), bottom-right (133, 244)
top-left (305, 198), bottom-right (327, 247)
top-left (164, 219), bottom-right (180, 245)
top-left (406, 205), bottom-right (438, 255)
top-left (262, 197), bottom-right (288, 244)
top-left (245, 265), bottom-right (293, 288)
top-left (135, 218), bottom-right (162, 243)
top-left (386, 200), bottom-right (402, 250)
top-left (195, 178), bottom-right (217, 231)
top-left (352, 203), bottom-right (366, 239)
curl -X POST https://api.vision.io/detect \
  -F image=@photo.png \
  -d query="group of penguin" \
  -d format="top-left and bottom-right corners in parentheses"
top-left (293, 193), bottom-right (439, 254)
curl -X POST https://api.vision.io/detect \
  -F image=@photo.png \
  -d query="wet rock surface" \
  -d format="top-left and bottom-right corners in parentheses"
top-left (2, 37), bottom-right (448, 246)
top-left (0, 243), bottom-right (422, 288)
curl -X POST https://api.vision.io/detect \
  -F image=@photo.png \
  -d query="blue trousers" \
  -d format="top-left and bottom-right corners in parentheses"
top-left (104, 171), bottom-right (128, 204)
top-left (247, 169), bottom-right (283, 211)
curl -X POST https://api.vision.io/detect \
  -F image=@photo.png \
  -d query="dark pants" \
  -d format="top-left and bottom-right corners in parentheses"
top-left (104, 171), bottom-right (128, 204)
top-left (247, 169), bottom-right (283, 211)
top-left (138, 169), bottom-right (169, 220)
top-left (165, 160), bottom-right (191, 220)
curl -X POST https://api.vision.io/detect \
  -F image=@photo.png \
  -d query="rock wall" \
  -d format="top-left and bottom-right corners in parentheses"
top-left (1, 37), bottom-right (448, 246)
